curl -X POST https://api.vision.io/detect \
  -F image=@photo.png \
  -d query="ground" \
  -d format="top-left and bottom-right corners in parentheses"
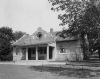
top-left (0, 64), bottom-right (100, 79)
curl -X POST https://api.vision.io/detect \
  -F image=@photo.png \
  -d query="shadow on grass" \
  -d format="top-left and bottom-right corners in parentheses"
top-left (29, 66), bottom-right (100, 78)
top-left (67, 60), bottom-right (100, 67)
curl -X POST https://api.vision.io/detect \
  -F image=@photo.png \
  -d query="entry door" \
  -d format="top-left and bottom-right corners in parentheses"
top-left (28, 48), bottom-right (31, 60)
top-left (49, 47), bottom-right (54, 59)
top-left (31, 48), bottom-right (36, 60)
top-left (28, 48), bottom-right (36, 60)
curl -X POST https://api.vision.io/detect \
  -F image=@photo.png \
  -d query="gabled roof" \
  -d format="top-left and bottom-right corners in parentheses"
top-left (24, 29), bottom-right (54, 45)
top-left (13, 27), bottom-right (55, 46)
top-left (56, 36), bottom-right (78, 42)
top-left (13, 28), bottom-right (78, 46)
top-left (14, 34), bottom-right (30, 46)
top-left (50, 31), bottom-right (78, 41)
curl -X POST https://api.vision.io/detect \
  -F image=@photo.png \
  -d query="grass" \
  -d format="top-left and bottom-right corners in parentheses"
top-left (29, 65), bottom-right (100, 78)
top-left (0, 64), bottom-right (100, 79)
top-left (66, 60), bottom-right (100, 67)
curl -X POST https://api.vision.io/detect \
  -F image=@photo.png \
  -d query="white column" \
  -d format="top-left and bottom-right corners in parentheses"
top-left (13, 47), bottom-right (16, 61)
top-left (54, 43), bottom-right (57, 60)
top-left (26, 47), bottom-right (28, 60)
top-left (18, 48), bottom-right (21, 60)
top-left (36, 47), bottom-right (38, 60)
top-left (47, 46), bottom-right (49, 60)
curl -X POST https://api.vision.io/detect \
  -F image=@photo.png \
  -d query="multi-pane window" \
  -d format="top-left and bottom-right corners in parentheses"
top-left (38, 47), bottom-right (46, 54)
top-left (60, 48), bottom-right (65, 53)
top-left (16, 48), bottom-right (19, 55)
top-left (21, 48), bottom-right (26, 60)
top-left (32, 48), bottom-right (36, 55)
top-left (22, 48), bottom-right (26, 54)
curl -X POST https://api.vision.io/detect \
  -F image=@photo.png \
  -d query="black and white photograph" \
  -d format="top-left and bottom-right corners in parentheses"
top-left (0, 0), bottom-right (100, 79)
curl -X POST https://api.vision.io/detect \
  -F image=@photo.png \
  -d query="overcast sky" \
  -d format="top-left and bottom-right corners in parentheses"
top-left (0, 0), bottom-right (64, 35)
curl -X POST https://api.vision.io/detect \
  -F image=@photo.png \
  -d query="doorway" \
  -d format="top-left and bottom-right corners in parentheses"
top-left (28, 47), bottom-right (36, 60)
top-left (49, 47), bottom-right (54, 59)
top-left (38, 47), bottom-right (47, 60)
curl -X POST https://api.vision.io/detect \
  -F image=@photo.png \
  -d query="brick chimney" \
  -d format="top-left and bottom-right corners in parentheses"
top-left (50, 28), bottom-right (53, 34)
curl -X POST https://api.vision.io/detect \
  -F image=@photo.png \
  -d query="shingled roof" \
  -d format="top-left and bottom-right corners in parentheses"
top-left (14, 34), bottom-right (30, 46)
top-left (13, 28), bottom-right (78, 46)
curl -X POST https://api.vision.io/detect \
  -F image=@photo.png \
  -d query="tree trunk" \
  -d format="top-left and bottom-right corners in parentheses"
top-left (98, 49), bottom-right (100, 60)
top-left (81, 33), bottom-right (89, 60)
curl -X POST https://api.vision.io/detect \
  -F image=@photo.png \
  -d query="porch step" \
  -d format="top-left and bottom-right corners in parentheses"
top-left (14, 60), bottom-right (66, 66)
top-left (89, 52), bottom-right (99, 60)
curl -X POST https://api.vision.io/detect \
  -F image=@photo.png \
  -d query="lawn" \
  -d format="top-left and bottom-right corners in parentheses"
top-left (29, 65), bottom-right (100, 78)
top-left (0, 64), bottom-right (100, 79)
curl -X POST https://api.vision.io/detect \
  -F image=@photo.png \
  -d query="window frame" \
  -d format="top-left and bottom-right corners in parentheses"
top-left (16, 48), bottom-right (20, 55)
top-left (59, 47), bottom-right (66, 54)
top-left (22, 48), bottom-right (26, 54)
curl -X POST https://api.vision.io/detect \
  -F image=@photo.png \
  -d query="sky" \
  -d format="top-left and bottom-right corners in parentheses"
top-left (0, 0), bottom-right (64, 35)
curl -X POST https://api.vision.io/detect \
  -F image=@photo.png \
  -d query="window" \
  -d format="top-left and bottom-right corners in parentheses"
top-left (22, 48), bottom-right (26, 54)
top-left (16, 48), bottom-right (20, 55)
top-left (38, 47), bottom-right (46, 54)
top-left (21, 48), bottom-right (26, 60)
top-left (60, 48), bottom-right (65, 53)
top-left (16, 50), bottom-right (18, 55)
top-left (32, 48), bottom-right (36, 55)
top-left (44, 49), bottom-right (46, 54)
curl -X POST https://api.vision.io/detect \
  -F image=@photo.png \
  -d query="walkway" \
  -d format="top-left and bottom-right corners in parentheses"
top-left (0, 61), bottom-right (66, 66)
top-left (1, 60), bottom-right (100, 70)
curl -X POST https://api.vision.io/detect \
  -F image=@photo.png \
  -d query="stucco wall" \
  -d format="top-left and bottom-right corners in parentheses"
top-left (55, 40), bottom-right (83, 61)
top-left (13, 47), bottom-right (26, 61)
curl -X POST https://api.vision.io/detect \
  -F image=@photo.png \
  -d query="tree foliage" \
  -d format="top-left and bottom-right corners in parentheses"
top-left (0, 26), bottom-right (27, 61)
top-left (49, 0), bottom-right (100, 60)
top-left (49, 0), bottom-right (100, 26)
top-left (13, 31), bottom-right (26, 41)
top-left (0, 26), bottom-right (14, 61)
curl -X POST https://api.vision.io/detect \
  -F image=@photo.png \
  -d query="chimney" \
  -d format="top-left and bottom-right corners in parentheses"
top-left (50, 28), bottom-right (53, 33)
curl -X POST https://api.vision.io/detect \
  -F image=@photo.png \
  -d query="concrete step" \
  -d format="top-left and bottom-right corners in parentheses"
top-left (89, 53), bottom-right (99, 60)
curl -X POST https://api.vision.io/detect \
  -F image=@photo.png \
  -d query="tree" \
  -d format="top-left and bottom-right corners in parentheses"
top-left (49, 0), bottom-right (100, 60)
top-left (66, 5), bottom-right (100, 60)
top-left (13, 31), bottom-right (26, 41)
top-left (0, 26), bottom-right (14, 61)
top-left (49, 0), bottom-right (100, 25)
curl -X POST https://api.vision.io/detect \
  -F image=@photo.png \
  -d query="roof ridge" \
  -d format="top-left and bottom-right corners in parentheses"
top-left (13, 34), bottom-right (29, 45)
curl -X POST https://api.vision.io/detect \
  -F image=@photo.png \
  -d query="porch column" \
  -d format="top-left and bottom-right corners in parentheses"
top-left (13, 47), bottom-right (16, 61)
top-left (26, 47), bottom-right (28, 60)
top-left (36, 46), bottom-right (38, 60)
top-left (47, 46), bottom-right (49, 60)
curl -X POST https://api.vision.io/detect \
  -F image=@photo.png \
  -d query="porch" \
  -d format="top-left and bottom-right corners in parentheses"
top-left (27, 46), bottom-right (54, 61)
top-left (13, 45), bottom-right (55, 61)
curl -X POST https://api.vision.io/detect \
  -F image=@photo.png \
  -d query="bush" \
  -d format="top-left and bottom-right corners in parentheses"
top-left (0, 54), bottom-right (13, 61)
